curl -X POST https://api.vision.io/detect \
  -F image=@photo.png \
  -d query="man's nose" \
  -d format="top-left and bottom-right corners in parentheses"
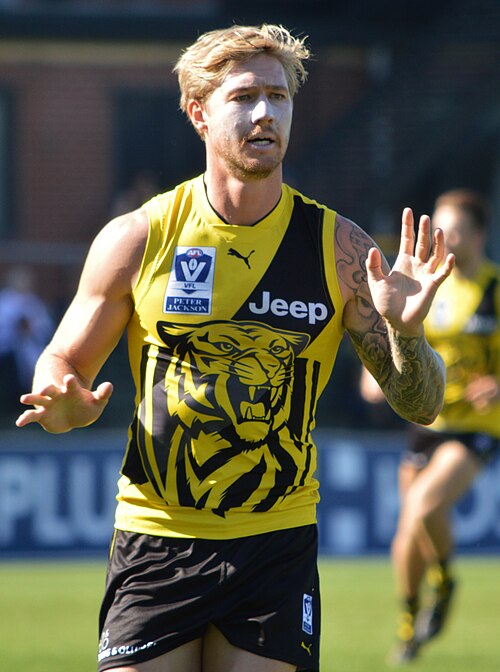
top-left (251, 98), bottom-right (273, 124)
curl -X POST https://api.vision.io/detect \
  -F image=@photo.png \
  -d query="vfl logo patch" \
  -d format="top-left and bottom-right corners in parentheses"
top-left (164, 246), bottom-right (216, 315)
top-left (302, 593), bottom-right (313, 635)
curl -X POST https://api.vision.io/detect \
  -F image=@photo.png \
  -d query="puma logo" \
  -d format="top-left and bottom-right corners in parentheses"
top-left (301, 641), bottom-right (312, 655)
top-left (228, 247), bottom-right (255, 269)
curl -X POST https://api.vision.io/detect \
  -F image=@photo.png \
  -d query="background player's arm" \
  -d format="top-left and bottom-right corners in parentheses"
top-left (16, 209), bottom-right (148, 433)
top-left (336, 210), bottom-right (453, 425)
top-left (464, 285), bottom-right (500, 411)
top-left (359, 365), bottom-right (386, 405)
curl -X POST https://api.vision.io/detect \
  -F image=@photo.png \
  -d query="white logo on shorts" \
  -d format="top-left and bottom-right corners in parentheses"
top-left (97, 632), bottom-right (157, 664)
top-left (302, 593), bottom-right (313, 635)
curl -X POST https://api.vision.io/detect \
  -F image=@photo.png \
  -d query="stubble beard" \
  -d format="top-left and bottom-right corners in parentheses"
top-left (222, 139), bottom-right (286, 181)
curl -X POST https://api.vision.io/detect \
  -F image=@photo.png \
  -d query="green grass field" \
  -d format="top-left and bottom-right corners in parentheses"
top-left (0, 556), bottom-right (497, 671)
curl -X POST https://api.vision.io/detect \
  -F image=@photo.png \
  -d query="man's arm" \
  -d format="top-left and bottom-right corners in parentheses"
top-left (336, 209), bottom-right (454, 425)
top-left (16, 208), bottom-right (148, 433)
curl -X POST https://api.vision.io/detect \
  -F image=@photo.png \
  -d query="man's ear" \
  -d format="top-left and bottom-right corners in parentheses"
top-left (187, 99), bottom-right (208, 138)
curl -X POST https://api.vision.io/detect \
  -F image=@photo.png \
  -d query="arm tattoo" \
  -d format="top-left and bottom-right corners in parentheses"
top-left (349, 326), bottom-right (446, 425)
top-left (336, 217), bottom-right (445, 425)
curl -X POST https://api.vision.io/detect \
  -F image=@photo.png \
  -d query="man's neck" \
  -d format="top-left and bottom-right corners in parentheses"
top-left (454, 253), bottom-right (484, 280)
top-left (203, 169), bottom-right (283, 226)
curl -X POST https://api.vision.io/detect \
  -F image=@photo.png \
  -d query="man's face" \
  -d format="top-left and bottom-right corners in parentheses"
top-left (199, 53), bottom-right (293, 180)
top-left (432, 205), bottom-right (484, 266)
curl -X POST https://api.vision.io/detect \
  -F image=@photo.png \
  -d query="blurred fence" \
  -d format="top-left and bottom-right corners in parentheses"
top-left (0, 427), bottom-right (498, 559)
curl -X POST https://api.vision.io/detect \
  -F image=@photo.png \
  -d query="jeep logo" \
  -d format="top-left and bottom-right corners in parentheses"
top-left (249, 291), bottom-right (328, 325)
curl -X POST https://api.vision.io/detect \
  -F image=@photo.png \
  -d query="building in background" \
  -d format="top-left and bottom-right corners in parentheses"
top-left (0, 0), bottom-right (499, 428)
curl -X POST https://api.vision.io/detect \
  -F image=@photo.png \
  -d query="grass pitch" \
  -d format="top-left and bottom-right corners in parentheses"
top-left (0, 556), bottom-right (497, 671)
top-left (319, 557), bottom-right (499, 672)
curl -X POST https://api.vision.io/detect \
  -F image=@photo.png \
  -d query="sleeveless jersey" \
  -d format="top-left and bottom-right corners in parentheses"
top-left (114, 175), bottom-right (345, 539)
top-left (424, 259), bottom-right (500, 436)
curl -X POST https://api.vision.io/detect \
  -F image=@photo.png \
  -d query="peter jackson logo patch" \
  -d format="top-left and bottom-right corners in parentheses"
top-left (163, 246), bottom-right (216, 315)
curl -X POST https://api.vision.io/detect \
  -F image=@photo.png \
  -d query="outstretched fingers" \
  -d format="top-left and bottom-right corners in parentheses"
top-left (94, 381), bottom-right (114, 403)
top-left (399, 208), bottom-right (433, 262)
top-left (414, 214), bottom-right (432, 262)
top-left (398, 207), bottom-right (416, 257)
top-left (433, 252), bottom-right (455, 286)
top-left (16, 407), bottom-right (45, 427)
top-left (365, 246), bottom-right (385, 283)
top-left (19, 383), bottom-right (65, 407)
top-left (425, 228), bottom-right (455, 284)
top-left (16, 384), bottom-right (63, 427)
top-left (399, 210), bottom-right (451, 273)
top-left (426, 227), bottom-right (446, 273)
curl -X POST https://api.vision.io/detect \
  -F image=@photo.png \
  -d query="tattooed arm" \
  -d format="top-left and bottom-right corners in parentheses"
top-left (336, 209), bottom-right (454, 425)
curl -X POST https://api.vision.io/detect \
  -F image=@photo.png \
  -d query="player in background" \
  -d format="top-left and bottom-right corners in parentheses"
top-left (361, 188), bottom-right (500, 665)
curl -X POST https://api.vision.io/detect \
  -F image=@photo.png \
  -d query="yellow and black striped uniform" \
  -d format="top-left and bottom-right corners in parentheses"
top-left (115, 175), bottom-right (345, 539)
top-left (425, 260), bottom-right (500, 437)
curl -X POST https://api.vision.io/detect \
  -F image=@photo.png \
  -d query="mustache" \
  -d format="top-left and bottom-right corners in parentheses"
top-left (246, 126), bottom-right (278, 142)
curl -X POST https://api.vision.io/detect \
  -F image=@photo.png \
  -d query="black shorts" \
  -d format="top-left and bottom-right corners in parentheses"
top-left (98, 525), bottom-right (320, 671)
top-left (404, 424), bottom-right (499, 469)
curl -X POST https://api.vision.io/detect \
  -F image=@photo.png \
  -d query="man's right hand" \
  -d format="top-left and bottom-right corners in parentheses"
top-left (16, 374), bottom-right (113, 433)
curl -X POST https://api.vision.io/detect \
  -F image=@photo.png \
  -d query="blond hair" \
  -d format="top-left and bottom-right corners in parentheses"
top-left (173, 24), bottom-right (311, 113)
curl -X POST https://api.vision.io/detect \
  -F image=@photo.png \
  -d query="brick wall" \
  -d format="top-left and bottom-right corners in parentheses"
top-left (0, 38), bottom-right (369, 304)
top-left (1, 38), bottom-right (368, 241)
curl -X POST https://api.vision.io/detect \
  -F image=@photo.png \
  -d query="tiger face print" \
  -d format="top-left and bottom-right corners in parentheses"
top-left (158, 320), bottom-right (310, 445)
top-left (151, 320), bottom-right (312, 513)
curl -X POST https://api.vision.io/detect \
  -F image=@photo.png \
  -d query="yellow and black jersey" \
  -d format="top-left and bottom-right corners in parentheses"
top-left (425, 260), bottom-right (500, 436)
top-left (115, 174), bottom-right (345, 539)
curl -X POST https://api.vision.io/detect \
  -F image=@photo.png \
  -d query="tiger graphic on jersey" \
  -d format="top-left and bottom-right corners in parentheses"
top-left (150, 319), bottom-right (311, 515)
